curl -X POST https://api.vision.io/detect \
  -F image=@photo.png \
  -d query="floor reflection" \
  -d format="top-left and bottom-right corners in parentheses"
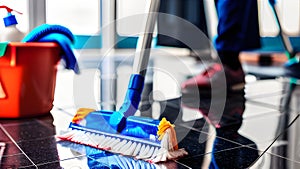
top-left (211, 128), bottom-right (259, 168)
top-left (178, 89), bottom-right (259, 168)
top-left (58, 141), bottom-right (179, 169)
top-left (4, 76), bottom-right (300, 168)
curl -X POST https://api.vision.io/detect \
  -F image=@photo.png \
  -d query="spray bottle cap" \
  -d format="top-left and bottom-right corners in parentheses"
top-left (0, 5), bottom-right (22, 27)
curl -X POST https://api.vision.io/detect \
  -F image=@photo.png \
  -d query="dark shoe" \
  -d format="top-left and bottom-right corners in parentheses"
top-left (181, 63), bottom-right (245, 95)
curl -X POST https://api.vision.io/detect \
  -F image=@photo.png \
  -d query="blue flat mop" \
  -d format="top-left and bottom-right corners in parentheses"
top-left (57, 0), bottom-right (187, 163)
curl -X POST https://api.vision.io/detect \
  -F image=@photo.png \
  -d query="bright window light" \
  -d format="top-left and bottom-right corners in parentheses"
top-left (116, 0), bottom-right (148, 36)
top-left (46, 0), bottom-right (100, 35)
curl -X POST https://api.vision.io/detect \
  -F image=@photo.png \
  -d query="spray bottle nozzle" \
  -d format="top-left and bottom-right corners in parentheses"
top-left (0, 5), bottom-right (22, 14)
top-left (0, 5), bottom-right (22, 27)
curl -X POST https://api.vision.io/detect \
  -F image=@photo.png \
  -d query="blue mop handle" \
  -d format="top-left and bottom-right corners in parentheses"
top-left (132, 0), bottom-right (160, 76)
top-left (120, 74), bottom-right (145, 118)
top-left (108, 0), bottom-right (160, 133)
top-left (108, 74), bottom-right (145, 132)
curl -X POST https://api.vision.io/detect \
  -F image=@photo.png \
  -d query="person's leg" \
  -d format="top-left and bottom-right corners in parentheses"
top-left (181, 0), bottom-right (261, 92)
top-left (215, 0), bottom-right (260, 69)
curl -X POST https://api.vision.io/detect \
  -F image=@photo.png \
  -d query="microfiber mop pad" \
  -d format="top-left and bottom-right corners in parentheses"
top-left (22, 24), bottom-right (79, 74)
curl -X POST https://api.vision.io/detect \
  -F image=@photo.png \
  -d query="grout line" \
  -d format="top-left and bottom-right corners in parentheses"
top-left (187, 145), bottom-right (256, 161)
top-left (249, 114), bottom-right (300, 168)
top-left (203, 132), bottom-right (259, 152)
top-left (245, 90), bottom-right (284, 100)
top-left (53, 106), bottom-right (77, 117)
top-left (0, 124), bottom-right (37, 168)
top-left (174, 160), bottom-right (192, 169)
top-left (181, 122), bottom-right (263, 153)
top-left (260, 150), bottom-right (300, 165)
top-left (178, 123), bottom-right (262, 157)
top-left (246, 99), bottom-right (280, 110)
top-left (243, 110), bottom-right (281, 120)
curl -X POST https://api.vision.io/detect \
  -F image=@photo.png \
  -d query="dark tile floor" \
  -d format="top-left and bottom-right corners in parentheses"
top-left (1, 63), bottom-right (300, 168)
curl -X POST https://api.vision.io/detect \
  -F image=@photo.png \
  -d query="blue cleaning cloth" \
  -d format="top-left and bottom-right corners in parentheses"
top-left (22, 24), bottom-right (79, 74)
top-left (38, 33), bottom-right (79, 74)
top-left (22, 24), bottom-right (75, 43)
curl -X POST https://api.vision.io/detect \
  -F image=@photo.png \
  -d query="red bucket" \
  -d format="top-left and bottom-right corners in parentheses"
top-left (0, 42), bottom-right (61, 118)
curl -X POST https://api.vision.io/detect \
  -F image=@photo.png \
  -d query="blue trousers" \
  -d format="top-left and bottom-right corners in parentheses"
top-left (214, 0), bottom-right (261, 53)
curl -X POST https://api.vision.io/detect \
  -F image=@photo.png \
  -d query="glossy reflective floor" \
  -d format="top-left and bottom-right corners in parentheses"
top-left (1, 57), bottom-right (300, 168)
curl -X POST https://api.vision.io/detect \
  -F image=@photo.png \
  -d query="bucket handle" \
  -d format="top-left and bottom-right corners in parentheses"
top-left (10, 45), bottom-right (16, 67)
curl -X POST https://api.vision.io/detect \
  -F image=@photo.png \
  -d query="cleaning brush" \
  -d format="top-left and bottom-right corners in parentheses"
top-left (57, 0), bottom-right (187, 163)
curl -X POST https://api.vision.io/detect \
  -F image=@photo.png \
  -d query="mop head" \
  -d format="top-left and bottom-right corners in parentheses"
top-left (57, 108), bottom-right (188, 163)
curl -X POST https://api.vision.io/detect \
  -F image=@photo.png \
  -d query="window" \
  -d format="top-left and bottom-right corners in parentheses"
top-left (46, 0), bottom-right (101, 49)
top-left (46, 0), bottom-right (100, 35)
top-left (115, 0), bottom-right (149, 48)
top-left (116, 0), bottom-right (147, 37)
top-left (258, 0), bottom-right (300, 36)
top-left (2, 0), bottom-right (300, 49)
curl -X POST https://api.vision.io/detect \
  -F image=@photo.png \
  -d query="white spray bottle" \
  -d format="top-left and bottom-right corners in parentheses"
top-left (0, 5), bottom-right (24, 42)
